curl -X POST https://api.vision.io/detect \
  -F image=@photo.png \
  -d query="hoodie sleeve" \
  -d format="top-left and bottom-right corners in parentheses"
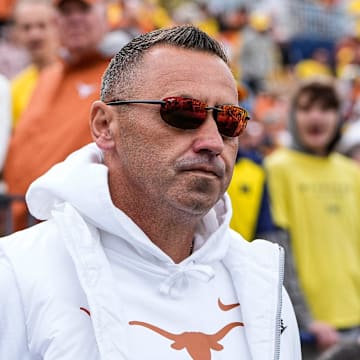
top-left (0, 246), bottom-right (31, 359)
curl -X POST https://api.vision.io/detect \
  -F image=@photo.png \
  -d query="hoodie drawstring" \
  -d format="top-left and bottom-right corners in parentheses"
top-left (159, 262), bottom-right (215, 298)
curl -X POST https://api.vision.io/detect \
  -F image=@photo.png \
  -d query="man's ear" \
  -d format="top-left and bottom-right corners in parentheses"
top-left (90, 100), bottom-right (115, 150)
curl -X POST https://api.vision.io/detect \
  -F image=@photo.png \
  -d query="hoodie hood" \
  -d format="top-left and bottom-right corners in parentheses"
top-left (26, 143), bottom-right (233, 263)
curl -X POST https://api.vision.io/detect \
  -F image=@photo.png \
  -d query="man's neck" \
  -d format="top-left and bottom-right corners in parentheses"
top-left (34, 54), bottom-right (58, 71)
top-left (127, 202), bottom-right (199, 263)
top-left (112, 194), bottom-right (200, 263)
top-left (62, 47), bottom-right (102, 66)
top-left (143, 214), bottom-right (198, 263)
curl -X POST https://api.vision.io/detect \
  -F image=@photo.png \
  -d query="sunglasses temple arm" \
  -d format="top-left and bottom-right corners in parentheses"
top-left (106, 100), bottom-right (166, 106)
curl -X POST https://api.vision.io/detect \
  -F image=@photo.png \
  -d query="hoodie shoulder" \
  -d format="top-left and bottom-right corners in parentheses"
top-left (0, 220), bottom-right (66, 273)
top-left (228, 229), bottom-right (281, 262)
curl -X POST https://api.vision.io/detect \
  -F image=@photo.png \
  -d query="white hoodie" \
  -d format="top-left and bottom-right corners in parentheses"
top-left (0, 143), bottom-right (301, 360)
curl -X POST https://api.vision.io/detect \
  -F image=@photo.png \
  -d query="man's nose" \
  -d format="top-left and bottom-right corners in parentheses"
top-left (192, 113), bottom-right (225, 155)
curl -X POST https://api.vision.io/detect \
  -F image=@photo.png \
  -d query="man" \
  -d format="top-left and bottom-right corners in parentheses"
top-left (4, 0), bottom-right (111, 230)
top-left (11, 0), bottom-right (59, 126)
top-left (265, 79), bottom-right (360, 359)
top-left (0, 25), bottom-right (301, 359)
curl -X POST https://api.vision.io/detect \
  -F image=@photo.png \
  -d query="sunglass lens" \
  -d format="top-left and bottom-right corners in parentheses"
top-left (160, 98), bottom-right (206, 129)
top-left (216, 106), bottom-right (249, 137)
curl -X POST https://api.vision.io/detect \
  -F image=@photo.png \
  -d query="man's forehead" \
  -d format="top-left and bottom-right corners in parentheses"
top-left (136, 47), bottom-right (237, 102)
top-left (15, 1), bottom-right (55, 19)
top-left (143, 46), bottom-right (230, 72)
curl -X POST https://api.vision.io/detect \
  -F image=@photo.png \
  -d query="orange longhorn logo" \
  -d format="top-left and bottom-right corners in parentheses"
top-left (129, 320), bottom-right (244, 360)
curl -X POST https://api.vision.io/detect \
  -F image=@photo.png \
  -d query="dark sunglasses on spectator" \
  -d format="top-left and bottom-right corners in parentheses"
top-left (106, 96), bottom-right (250, 137)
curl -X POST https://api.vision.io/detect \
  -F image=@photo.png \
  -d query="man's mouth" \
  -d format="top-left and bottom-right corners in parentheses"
top-left (175, 157), bottom-right (225, 177)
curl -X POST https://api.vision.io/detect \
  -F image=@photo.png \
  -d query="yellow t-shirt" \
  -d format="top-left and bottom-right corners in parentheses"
top-left (11, 65), bottom-right (39, 127)
top-left (265, 148), bottom-right (360, 328)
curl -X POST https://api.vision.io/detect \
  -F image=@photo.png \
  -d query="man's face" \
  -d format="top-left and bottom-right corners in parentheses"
top-left (57, 0), bottom-right (107, 56)
top-left (14, 2), bottom-right (58, 63)
top-left (102, 47), bottom-right (239, 217)
top-left (295, 96), bottom-right (339, 155)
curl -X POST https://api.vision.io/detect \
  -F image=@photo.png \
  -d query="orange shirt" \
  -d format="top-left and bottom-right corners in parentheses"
top-left (0, 0), bottom-right (15, 21)
top-left (4, 54), bottom-right (110, 230)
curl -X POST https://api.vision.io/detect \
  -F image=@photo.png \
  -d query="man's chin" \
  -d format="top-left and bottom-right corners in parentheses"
top-left (173, 193), bottom-right (219, 217)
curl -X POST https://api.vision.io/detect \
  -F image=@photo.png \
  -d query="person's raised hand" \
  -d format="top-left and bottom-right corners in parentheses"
top-left (308, 320), bottom-right (339, 350)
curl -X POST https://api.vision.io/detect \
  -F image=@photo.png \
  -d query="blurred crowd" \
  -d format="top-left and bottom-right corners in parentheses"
top-left (1, 0), bottom-right (360, 160)
top-left (0, 0), bottom-right (360, 359)
top-left (2, 0), bottom-right (359, 178)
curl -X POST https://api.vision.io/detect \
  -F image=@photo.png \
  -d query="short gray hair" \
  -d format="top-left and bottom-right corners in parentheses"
top-left (100, 25), bottom-right (229, 102)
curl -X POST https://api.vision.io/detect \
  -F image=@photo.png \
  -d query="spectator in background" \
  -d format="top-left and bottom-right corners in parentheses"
top-left (227, 84), bottom-right (287, 242)
top-left (0, 74), bottom-right (12, 237)
top-left (4, 0), bottom-right (111, 231)
top-left (335, 36), bottom-right (360, 122)
top-left (0, 22), bottom-right (30, 80)
top-left (216, 6), bottom-right (249, 83)
top-left (227, 120), bottom-right (277, 241)
top-left (251, 87), bottom-right (291, 154)
top-left (0, 74), bottom-right (11, 188)
top-left (265, 78), bottom-right (360, 359)
top-left (11, 0), bottom-right (59, 127)
top-left (294, 48), bottom-right (333, 80)
top-left (317, 340), bottom-right (360, 360)
top-left (239, 11), bottom-right (281, 95)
